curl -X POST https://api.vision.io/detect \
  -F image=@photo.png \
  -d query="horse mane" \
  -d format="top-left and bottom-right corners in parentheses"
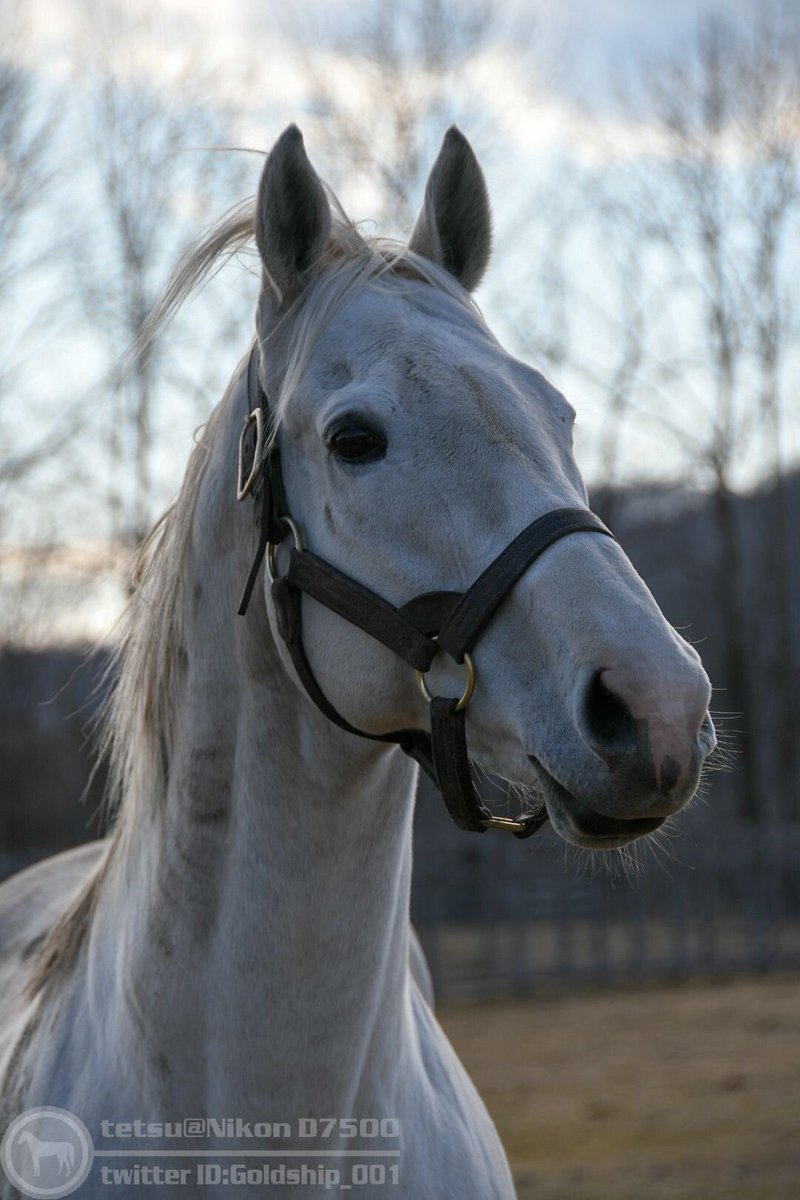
top-left (26, 170), bottom-right (480, 1000)
top-left (24, 407), bottom-right (223, 1000)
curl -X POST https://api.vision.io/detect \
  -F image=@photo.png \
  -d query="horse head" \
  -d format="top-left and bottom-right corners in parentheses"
top-left (248, 125), bottom-right (715, 850)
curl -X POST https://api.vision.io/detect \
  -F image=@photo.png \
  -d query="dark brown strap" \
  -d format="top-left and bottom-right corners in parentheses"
top-left (238, 349), bottom-right (290, 616)
top-left (429, 698), bottom-right (491, 832)
top-left (273, 569), bottom-right (545, 837)
top-left (437, 508), bottom-right (614, 662)
top-left (286, 550), bottom-right (438, 672)
top-left (280, 509), bottom-right (612, 673)
top-left (238, 472), bottom-right (272, 616)
top-left (397, 591), bottom-right (460, 636)
top-left (271, 576), bottom-right (439, 784)
top-left (428, 698), bottom-right (550, 838)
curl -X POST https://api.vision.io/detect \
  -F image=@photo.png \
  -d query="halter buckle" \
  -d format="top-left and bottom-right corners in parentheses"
top-left (267, 516), bottom-right (305, 582)
top-left (480, 815), bottom-right (529, 832)
top-left (237, 408), bottom-right (266, 501)
top-left (416, 639), bottom-right (476, 712)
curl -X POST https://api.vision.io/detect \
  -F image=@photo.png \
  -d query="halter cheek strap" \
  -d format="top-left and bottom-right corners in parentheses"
top-left (237, 346), bottom-right (615, 838)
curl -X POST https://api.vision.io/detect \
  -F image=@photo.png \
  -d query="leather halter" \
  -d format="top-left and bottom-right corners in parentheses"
top-left (237, 346), bottom-right (614, 838)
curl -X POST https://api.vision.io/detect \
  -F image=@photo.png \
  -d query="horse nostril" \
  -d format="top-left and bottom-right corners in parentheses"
top-left (582, 669), bottom-right (637, 759)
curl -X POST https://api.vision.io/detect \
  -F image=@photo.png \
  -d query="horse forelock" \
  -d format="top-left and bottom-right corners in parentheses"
top-left (137, 174), bottom-right (479, 436)
top-left (267, 232), bottom-right (481, 439)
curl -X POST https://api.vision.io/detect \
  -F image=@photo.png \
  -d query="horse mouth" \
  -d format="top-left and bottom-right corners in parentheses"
top-left (526, 755), bottom-right (666, 849)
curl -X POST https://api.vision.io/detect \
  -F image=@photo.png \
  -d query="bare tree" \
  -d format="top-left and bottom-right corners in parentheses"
top-left (288, 0), bottom-right (523, 233)
top-left (72, 7), bottom-right (251, 545)
top-left (1, 6), bottom-right (256, 645)
top-left (733, 12), bottom-right (800, 814)
top-left (516, 11), bottom-right (800, 819)
top-left (635, 14), bottom-right (800, 819)
top-left (0, 10), bottom-right (85, 647)
top-left (0, 19), bottom-right (60, 507)
top-left (493, 6), bottom-right (800, 820)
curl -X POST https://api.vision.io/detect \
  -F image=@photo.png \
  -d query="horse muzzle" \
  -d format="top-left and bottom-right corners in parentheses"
top-left (525, 660), bottom-right (716, 847)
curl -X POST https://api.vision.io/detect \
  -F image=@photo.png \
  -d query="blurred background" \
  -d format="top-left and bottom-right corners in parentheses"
top-left (1, 0), bottom-right (799, 1196)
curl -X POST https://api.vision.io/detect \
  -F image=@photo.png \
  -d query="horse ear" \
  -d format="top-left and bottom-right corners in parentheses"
top-left (255, 125), bottom-right (332, 307)
top-left (408, 126), bottom-right (492, 292)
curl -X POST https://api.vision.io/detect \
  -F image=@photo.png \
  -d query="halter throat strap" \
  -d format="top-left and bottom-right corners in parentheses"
top-left (237, 345), bottom-right (615, 837)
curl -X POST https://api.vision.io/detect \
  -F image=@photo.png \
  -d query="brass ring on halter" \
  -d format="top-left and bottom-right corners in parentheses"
top-left (416, 639), bottom-right (476, 712)
top-left (267, 516), bottom-right (305, 582)
top-left (237, 408), bottom-right (266, 501)
top-left (480, 815), bottom-right (528, 832)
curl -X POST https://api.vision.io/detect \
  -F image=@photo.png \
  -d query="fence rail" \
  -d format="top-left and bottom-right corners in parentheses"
top-left (412, 809), bottom-right (800, 998)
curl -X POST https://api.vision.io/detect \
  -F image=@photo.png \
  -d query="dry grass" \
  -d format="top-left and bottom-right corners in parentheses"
top-left (439, 974), bottom-right (800, 1200)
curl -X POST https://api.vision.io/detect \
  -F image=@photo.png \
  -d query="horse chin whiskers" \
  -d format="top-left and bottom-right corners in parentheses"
top-left (562, 817), bottom-right (683, 883)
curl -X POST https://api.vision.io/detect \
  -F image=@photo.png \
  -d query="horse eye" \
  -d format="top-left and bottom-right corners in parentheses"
top-left (327, 421), bottom-right (386, 464)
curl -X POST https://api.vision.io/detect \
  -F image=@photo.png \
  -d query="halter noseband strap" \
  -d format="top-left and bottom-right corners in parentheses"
top-left (237, 346), bottom-right (615, 838)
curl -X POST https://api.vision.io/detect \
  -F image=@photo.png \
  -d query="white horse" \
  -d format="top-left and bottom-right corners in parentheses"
top-left (0, 127), bottom-right (715, 1198)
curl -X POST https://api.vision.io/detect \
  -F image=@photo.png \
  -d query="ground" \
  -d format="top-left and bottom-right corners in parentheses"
top-left (439, 974), bottom-right (800, 1200)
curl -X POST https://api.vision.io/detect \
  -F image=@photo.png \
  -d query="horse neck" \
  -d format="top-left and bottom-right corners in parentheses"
top-left (92, 378), bottom-right (419, 1115)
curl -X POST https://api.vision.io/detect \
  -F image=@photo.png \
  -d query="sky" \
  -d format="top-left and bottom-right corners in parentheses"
top-left (21, 0), bottom-right (770, 124)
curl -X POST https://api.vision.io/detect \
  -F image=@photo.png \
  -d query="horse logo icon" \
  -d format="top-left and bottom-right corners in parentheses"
top-left (16, 1131), bottom-right (75, 1177)
top-left (1, 1108), bottom-right (93, 1198)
